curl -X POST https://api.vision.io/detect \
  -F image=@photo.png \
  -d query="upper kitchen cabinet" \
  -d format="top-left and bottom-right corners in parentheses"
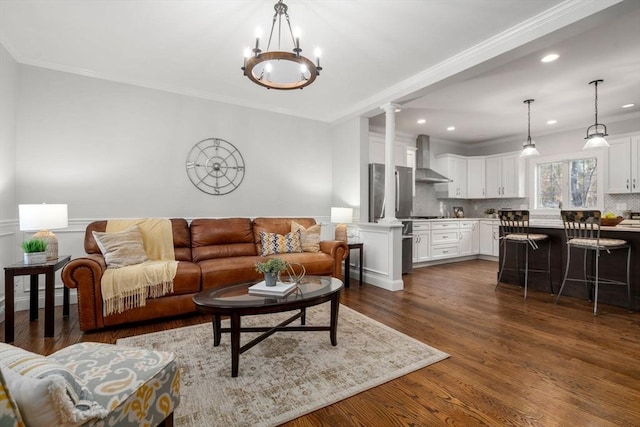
top-left (606, 134), bottom-right (640, 193)
top-left (486, 152), bottom-right (524, 198)
top-left (436, 154), bottom-right (467, 198)
top-left (466, 157), bottom-right (486, 198)
top-left (369, 132), bottom-right (409, 167)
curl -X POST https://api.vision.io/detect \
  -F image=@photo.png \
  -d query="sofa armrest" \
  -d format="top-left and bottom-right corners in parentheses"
top-left (319, 240), bottom-right (349, 279)
top-left (61, 255), bottom-right (107, 331)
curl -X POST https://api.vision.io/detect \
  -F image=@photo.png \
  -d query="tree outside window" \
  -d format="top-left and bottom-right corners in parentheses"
top-left (535, 157), bottom-right (598, 209)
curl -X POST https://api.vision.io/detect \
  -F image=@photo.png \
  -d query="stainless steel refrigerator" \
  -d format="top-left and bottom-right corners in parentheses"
top-left (368, 163), bottom-right (413, 221)
top-left (369, 163), bottom-right (414, 274)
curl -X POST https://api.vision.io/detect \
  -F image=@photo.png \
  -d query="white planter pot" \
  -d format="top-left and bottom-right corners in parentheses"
top-left (24, 252), bottom-right (47, 265)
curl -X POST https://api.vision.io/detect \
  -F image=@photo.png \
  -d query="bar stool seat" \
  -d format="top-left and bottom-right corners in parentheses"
top-left (496, 210), bottom-right (553, 299)
top-left (555, 210), bottom-right (632, 316)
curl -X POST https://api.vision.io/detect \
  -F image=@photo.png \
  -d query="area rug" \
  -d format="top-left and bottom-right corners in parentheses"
top-left (117, 304), bottom-right (449, 427)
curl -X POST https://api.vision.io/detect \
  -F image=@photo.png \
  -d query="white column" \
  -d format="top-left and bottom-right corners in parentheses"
top-left (380, 102), bottom-right (400, 223)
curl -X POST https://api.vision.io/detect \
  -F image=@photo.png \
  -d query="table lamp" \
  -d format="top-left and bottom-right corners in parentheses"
top-left (19, 204), bottom-right (68, 260)
top-left (331, 207), bottom-right (353, 242)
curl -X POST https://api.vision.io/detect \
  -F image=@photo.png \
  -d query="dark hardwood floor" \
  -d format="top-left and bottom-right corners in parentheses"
top-left (3, 259), bottom-right (640, 426)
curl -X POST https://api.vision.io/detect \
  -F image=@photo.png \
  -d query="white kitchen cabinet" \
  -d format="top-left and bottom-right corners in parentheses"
top-left (606, 135), bottom-right (640, 193)
top-left (479, 220), bottom-right (499, 256)
top-left (486, 153), bottom-right (524, 198)
top-left (466, 157), bottom-right (486, 198)
top-left (430, 221), bottom-right (459, 260)
top-left (413, 222), bottom-right (431, 262)
top-left (459, 220), bottom-right (479, 256)
top-left (436, 154), bottom-right (467, 198)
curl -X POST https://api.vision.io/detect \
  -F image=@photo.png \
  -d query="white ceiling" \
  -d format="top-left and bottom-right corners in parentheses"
top-left (1, 0), bottom-right (638, 145)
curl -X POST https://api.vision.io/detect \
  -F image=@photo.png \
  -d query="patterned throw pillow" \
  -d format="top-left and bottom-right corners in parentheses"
top-left (92, 225), bottom-right (148, 268)
top-left (0, 343), bottom-right (107, 427)
top-left (291, 221), bottom-right (321, 253)
top-left (260, 230), bottom-right (303, 256)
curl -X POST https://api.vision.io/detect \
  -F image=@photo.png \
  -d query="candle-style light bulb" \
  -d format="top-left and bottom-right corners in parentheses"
top-left (265, 62), bottom-right (273, 73)
top-left (254, 27), bottom-right (262, 52)
top-left (314, 47), bottom-right (322, 71)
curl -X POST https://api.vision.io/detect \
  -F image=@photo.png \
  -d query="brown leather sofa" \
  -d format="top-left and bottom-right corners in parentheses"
top-left (61, 217), bottom-right (348, 331)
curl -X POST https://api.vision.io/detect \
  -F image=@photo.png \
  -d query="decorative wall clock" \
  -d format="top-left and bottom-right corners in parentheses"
top-left (185, 138), bottom-right (246, 195)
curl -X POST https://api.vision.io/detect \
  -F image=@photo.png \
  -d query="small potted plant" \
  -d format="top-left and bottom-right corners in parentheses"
top-left (255, 258), bottom-right (287, 287)
top-left (21, 239), bottom-right (48, 265)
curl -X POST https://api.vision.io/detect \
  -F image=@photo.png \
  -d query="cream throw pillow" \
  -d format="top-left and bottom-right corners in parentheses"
top-left (92, 226), bottom-right (148, 268)
top-left (291, 221), bottom-right (321, 253)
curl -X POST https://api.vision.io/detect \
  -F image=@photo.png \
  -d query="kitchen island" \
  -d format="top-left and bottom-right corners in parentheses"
top-left (497, 222), bottom-right (640, 311)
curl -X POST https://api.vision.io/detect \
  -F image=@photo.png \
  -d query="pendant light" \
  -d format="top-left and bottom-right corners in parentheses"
top-left (520, 99), bottom-right (540, 157)
top-left (583, 79), bottom-right (609, 149)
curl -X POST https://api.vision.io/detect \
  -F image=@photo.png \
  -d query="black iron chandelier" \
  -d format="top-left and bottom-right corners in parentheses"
top-left (242, 0), bottom-right (322, 90)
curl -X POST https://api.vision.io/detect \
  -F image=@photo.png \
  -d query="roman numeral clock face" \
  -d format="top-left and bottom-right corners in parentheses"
top-left (185, 138), bottom-right (246, 195)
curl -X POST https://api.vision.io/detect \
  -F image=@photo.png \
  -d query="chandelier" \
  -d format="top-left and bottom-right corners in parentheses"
top-left (583, 79), bottom-right (609, 149)
top-left (520, 99), bottom-right (540, 157)
top-left (242, 0), bottom-right (322, 90)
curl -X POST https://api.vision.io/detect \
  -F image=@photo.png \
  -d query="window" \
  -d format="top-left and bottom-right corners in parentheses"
top-left (531, 151), bottom-right (603, 212)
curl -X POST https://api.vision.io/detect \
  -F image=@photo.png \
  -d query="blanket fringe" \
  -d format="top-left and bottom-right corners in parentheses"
top-left (103, 280), bottom-right (174, 316)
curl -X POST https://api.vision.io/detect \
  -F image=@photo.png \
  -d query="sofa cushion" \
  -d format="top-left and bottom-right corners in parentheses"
top-left (199, 256), bottom-right (264, 289)
top-left (191, 218), bottom-right (256, 262)
top-left (92, 226), bottom-right (148, 268)
top-left (259, 230), bottom-right (303, 256)
top-left (0, 343), bottom-right (107, 427)
top-left (291, 220), bottom-right (321, 253)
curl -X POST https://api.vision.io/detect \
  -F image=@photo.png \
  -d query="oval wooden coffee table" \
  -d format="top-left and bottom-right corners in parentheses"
top-left (193, 276), bottom-right (343, 377)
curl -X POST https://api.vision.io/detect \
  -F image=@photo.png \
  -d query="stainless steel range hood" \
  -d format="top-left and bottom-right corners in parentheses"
top-left (415, 134), bottom-right (451, 183)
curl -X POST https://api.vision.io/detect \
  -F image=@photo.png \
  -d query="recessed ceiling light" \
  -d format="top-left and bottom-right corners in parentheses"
top-left (447, 126), bottom-right (455, 131)
top-left (622, 103), bottom-right (635, 108)
top-left (541, 53), bottom-right (559, 63)
top-left (547, 120), bottom-right (557, 125)
top-left (417, 119), bottom-right (426, 124)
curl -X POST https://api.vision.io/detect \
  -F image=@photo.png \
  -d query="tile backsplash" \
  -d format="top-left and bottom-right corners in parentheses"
top-left (413, 183), bottom-right (640, 219)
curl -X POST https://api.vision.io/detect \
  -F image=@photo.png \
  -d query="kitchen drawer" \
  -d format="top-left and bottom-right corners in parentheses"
top-left (459, 221), bottom-right (477, 229)
top-left (432, 230), bottom-right (458, 244)
top-left (431, 245), bottom-right (459, 259)
top-left (431, 221), bottom-right (459, 230)
top-left (413, 222), bottom-right (431, 231)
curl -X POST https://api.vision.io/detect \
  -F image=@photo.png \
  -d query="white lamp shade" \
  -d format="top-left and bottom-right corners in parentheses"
top-left (330, 207), bottom-right (353, 224)
top-left (19, 204), bottom-right (68, 231)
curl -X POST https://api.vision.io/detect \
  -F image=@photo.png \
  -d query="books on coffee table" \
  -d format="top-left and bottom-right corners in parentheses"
top-left (248, 280), bottom-right (298, 297)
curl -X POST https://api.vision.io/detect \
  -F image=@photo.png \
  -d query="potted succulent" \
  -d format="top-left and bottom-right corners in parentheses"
top-left (255, 258), bottom-right (287, 287)
top-left (21, 239), bottom-right (48, 265)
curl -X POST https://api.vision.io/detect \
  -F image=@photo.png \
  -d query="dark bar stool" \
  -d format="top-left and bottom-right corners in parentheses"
top-left (495, 210), bottom-right (553, 299)
top-left (555, 210), bottom-right (631, 315)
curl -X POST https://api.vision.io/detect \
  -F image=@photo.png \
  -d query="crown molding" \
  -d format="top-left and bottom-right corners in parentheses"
top-left (327, 0), bottom-right (624, 124)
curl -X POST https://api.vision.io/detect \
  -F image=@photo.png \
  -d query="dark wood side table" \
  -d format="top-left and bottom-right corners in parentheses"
top-left (345, 242), bottom-right (364, 288)
top-left (4, 255), bottom-right (71, 342)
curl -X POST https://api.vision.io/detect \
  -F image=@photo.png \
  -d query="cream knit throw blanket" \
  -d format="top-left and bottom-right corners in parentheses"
top-left (101, 218), bottom-right (178, 316)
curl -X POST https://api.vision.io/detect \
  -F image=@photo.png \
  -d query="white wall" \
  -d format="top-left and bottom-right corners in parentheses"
top-left (330, 117), bottom-right (367, 222)
top-left (0, 44), bottom-right (19, 316)
top-left (16, 66), bottom-right (334, 219)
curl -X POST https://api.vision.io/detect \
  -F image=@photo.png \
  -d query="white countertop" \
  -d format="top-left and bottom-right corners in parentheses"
top-left (409, 217), bottom-right (640, 232)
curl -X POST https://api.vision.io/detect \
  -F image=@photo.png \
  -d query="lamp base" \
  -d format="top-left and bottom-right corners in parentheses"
top-left (32, 229), bottom-right (59, 260)
top-left (334, 224), bottom-right (347, 242)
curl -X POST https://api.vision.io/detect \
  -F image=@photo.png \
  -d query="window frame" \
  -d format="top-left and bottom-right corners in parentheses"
top-left (528, 150), bottom-right (604, 215)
